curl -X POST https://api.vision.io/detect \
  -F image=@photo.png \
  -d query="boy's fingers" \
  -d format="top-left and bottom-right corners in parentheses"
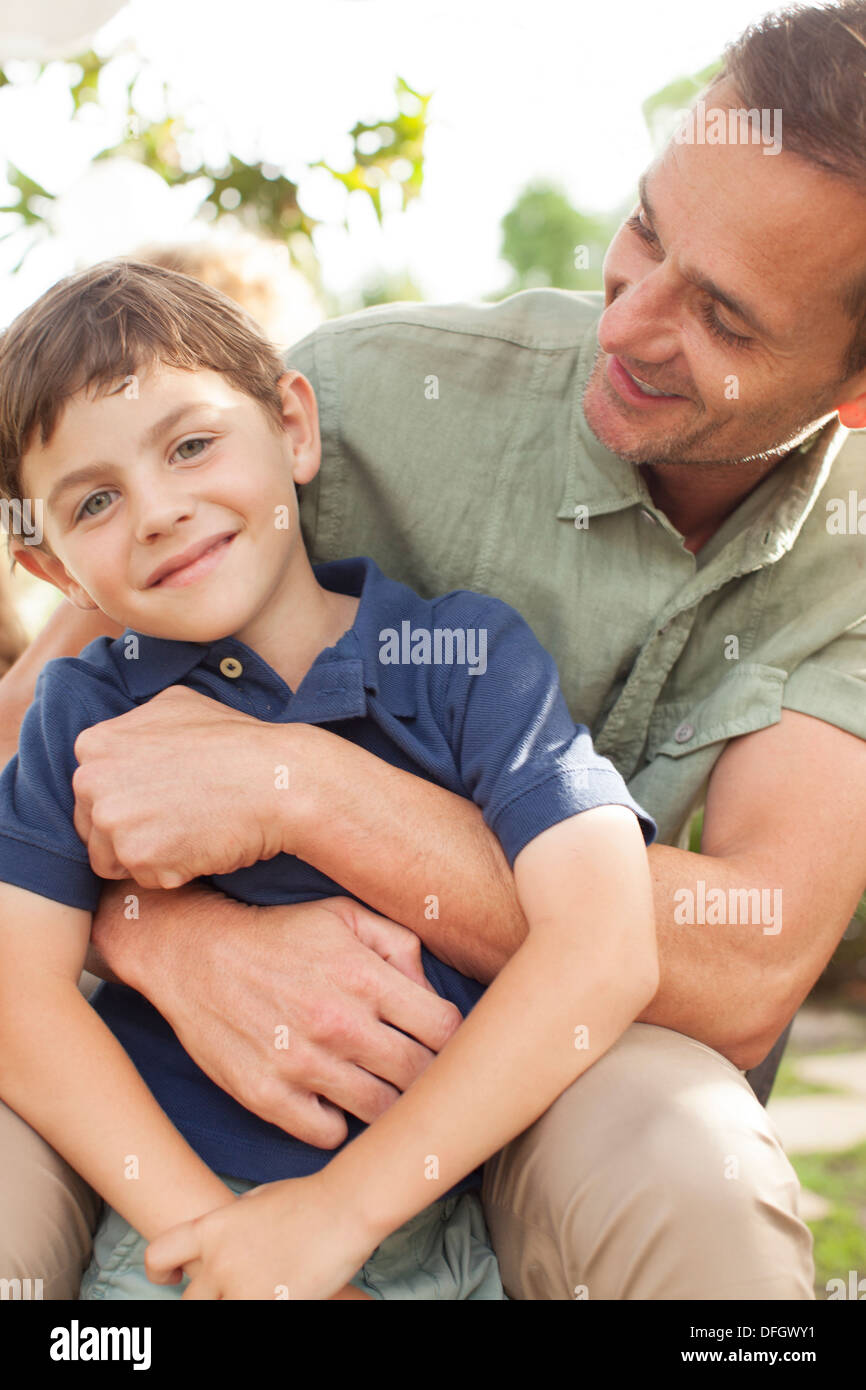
top-left (145, 1222), bottom-right (200, 1283)
top-left (182, 1274), bottom-right (221, 1301)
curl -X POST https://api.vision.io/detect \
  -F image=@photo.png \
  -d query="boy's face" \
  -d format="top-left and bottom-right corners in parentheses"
top-left (16, 363), bottom-right (319, 644)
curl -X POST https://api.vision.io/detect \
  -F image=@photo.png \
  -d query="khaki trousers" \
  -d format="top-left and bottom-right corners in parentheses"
top-left (0, 1021), bottom-right (813, 1299)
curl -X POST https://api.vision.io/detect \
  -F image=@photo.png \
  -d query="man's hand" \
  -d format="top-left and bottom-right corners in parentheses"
top-left (72, 686), bottom-right (294, 888)
top-left (92, 884), bottom-right (462, 1146)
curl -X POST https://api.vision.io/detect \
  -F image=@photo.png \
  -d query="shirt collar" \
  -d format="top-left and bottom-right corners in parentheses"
top-left (113, 555), bottom-right (417, 719)
top-left (558, 300), bottom-right (849, 565)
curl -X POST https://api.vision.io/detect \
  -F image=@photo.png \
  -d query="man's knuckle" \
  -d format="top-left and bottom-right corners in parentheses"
top-left (306, 996), bottom-right (353, 1046)
top-left (247, 1074), bottom-right (283, 1118)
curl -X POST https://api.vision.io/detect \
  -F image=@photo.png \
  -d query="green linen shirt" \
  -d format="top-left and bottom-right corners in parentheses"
top-left (288, 289), bottom-right (866, 848)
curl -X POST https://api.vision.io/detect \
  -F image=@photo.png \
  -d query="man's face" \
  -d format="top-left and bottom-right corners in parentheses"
top-left (19, 363), bottom-right (311, 644)
top-left (583, 83), bottom-right (866, 467)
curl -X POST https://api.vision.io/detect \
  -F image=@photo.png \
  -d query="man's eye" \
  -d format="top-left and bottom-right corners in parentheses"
top-left (77, 490), bottom-right (115, 521)
top-left (626, 211), bottom-right (660, 248)
top-left (174, 437), bottom-right (212, 461)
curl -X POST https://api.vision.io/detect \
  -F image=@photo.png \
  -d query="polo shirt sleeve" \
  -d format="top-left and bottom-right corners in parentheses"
top-left (781, 620), bottom-right (866, 740)
top-left (437, 594), bottom-right (657, 866)
top-left (0, 658), bottom-right (105, 912)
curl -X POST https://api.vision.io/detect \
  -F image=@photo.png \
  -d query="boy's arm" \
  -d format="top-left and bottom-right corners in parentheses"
top-left (147, 804), bottom-right (657, 1298)
top-left (0, 881), bottom-right (235, 1239)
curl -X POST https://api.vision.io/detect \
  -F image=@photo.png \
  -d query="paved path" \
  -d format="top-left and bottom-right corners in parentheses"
top-left (766, 1005), bottom-right (866, 1223)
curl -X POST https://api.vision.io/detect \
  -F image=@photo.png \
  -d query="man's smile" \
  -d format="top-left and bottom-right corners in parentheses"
top-left (606, 355), bottom-right (689, 407)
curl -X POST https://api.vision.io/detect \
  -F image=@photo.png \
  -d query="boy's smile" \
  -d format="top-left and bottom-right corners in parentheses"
top-left (17, 362), bottom-right (357, 688)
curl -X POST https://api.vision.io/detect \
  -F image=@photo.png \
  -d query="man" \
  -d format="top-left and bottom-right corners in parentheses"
top-left (2, 0), bottom-right (866, 1299)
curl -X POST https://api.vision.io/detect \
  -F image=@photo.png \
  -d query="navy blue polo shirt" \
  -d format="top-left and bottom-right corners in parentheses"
top-left (0, 556), bottom-right (656, 1188)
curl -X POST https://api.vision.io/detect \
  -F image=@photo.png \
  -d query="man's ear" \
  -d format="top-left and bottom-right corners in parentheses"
top-left (836, 374), bottom-right (866, 430)
top-left (9, 539), bottom-right (98, 612)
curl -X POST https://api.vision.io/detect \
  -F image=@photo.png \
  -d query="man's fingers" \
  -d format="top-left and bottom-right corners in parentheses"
top-left (347, 906), bottom-right (434, 992)
top-left (84, 825), bottom-right (130, 880)
top-left (374, 967), bottom-right (463, 1056)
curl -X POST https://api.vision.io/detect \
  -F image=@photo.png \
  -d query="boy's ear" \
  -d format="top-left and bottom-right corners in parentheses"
top-left (9, 539), bottom-right (98, 612)
top-left (276, 371), bottom-right (321, 486)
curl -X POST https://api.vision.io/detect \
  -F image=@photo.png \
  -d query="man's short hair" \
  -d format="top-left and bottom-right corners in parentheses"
top-left (717, 0), bottom-right (866, 378)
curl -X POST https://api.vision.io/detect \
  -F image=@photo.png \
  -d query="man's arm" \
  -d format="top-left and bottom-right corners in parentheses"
top-left (639, 708), bottom-right (866, 1069)
top-left (4, 604), bottom-right (861, 1090)
top-left (69, 684), bottom-right (866, 1073)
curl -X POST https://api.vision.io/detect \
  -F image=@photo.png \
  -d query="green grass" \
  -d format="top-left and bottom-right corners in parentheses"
top-left (791, 1142), bottom-right (866, 1296)
top-left (771, 1053), bottom-right (841, 1099)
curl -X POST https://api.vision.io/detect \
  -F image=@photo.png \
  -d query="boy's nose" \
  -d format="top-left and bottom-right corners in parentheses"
top-left (132, 488), bottom-right (196, 543)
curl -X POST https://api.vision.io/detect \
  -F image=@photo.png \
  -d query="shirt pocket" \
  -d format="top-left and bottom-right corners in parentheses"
top-left (646, 662), bottom-right (787, 762)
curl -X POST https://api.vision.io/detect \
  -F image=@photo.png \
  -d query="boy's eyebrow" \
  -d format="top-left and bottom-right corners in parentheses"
top-left (46, 404), bottom-right (209, 511)
top-left (636, 171), bottom-right (775, 342)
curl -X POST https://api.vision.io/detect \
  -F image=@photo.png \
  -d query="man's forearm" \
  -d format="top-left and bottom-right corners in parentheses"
top-left (289, 730), bottom-right (796, 1063)
top-left (290, 725), bottom-right (526, 982)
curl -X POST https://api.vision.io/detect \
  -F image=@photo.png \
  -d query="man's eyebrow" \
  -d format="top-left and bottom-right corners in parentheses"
top-left (46, 403), bottom-right (209, 511)
top-left (636, 172), bottom-right (775, 341)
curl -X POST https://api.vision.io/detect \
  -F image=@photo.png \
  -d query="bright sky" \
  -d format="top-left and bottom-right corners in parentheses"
top-left (0, 0), bottom-right (787, 329)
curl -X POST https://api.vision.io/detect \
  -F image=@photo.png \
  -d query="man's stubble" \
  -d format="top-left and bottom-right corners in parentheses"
top-left (582, 346), bottom-right (839, 472)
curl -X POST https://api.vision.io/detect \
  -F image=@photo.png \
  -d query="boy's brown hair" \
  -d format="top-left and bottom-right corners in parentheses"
top-left (0, 258), bottom-right (291, 527)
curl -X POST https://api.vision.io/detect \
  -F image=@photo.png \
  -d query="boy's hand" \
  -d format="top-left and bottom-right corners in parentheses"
top-left (145, 1173), bottom-right (379, 1300)
top-left (72, 686), bottom-right (299, 888)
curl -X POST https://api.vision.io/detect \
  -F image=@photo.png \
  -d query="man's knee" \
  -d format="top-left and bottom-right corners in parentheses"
top-left (482, 1022), bottom-right (814, 1300)
top-left (0, 1097), bottom-right (101, 1300)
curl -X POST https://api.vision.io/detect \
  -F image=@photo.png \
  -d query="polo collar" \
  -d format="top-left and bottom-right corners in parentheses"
top-left (557, 301), bottom-right (848, 564)
top-left (114, 555), bottom-right (418, 719)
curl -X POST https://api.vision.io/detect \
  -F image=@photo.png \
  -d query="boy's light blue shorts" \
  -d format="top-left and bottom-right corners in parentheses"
top-left (80, 1176), bottom-right (507, 1301)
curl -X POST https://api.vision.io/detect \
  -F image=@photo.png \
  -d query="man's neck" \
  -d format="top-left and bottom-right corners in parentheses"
top-left (642, 452), bottom-right (787, 554)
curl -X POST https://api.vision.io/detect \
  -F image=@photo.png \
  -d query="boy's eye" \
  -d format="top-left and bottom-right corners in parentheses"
top-left (77, 490), bottom-right (115, 521)
top-left (174, 437), bottom-right (211, 461)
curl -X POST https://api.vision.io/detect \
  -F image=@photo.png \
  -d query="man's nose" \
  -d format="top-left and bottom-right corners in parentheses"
top-left (598, 267), bottom-right (682, 364)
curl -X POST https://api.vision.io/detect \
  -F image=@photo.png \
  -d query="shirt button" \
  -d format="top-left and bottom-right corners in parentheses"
top-left (219, 657), bottom-right (243, 679)
top-left (640, 507), bottom-right (659, 524)
top-left (674, 721), bottom-right (695, 743)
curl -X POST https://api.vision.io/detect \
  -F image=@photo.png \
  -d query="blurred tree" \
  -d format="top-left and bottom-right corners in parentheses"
top-left (641, 58), bottom-right (724, 151)
top-left (496, 58), bottom-right (726, 300)
top-left (0, 48), bottom-right (430, 296)
top-left (497, 182), bottom-right (620, 296)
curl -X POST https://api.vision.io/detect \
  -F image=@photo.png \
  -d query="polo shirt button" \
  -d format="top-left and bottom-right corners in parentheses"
top-left (640, 507), bottom-right (659, 524)
top-left (219, 657), bottom-right (243, 679)
top-left (674, 721), bottom-right (694, 743)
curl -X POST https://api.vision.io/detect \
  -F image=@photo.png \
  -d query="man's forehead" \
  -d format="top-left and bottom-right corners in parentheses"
top-left (645, 134), bottom-right (866, 337)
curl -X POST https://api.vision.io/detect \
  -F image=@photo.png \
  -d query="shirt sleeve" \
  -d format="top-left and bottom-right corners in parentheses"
top-left (0, 659), bottom-right (107, 911)
top-left (781, 620), bottom-right (866, 740)
top-left (437, 594), bottom-right (657, 866)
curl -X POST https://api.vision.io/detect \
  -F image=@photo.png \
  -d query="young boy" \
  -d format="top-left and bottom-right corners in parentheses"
top-left (0, 259), bottom-right (658, 1301)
